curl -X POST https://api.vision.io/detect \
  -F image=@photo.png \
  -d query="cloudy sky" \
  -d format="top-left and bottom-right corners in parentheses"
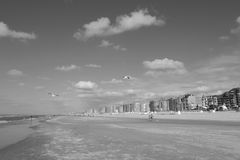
top-left (1, 0), bottom-right (240, 114)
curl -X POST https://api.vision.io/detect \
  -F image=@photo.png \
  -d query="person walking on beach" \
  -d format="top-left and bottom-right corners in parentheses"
top-left (149, 113), bottom-right (153, 120)
top-left (30, 115), bottom-right (33, 125)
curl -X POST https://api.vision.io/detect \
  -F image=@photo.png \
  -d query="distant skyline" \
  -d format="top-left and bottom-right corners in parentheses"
top-left (1, 0), bottom-right (240, 114)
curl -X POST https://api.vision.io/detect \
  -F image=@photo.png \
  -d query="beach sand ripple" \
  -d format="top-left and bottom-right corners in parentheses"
top-left (0, 114), bottom-right (240, 160)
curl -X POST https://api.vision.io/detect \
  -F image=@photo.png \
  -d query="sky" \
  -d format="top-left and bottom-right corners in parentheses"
top-left (0, 0), bottom-right (240, 114)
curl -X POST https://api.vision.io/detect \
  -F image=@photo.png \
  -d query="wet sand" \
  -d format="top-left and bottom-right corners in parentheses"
top-left (0, 117), bottom-right (46, 150)
top-left (0, 123), bottom-right (33, 150)
top-left (0, 113), bottom-right (240, 160)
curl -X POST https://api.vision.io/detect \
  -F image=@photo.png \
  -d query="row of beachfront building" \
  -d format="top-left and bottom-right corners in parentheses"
top-left (95, 87), bottom-right (240, 114)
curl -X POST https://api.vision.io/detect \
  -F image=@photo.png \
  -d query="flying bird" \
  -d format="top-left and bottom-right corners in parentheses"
top-left (122, 75), bottom-right (133, 80)
top-left (48, 92), bottom-right (59, 97)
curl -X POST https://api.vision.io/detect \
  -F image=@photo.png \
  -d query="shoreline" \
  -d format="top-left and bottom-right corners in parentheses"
top-left (0, 123), bottom-right (33, 150)
top-left (0, 117), bottom-right (47, 150)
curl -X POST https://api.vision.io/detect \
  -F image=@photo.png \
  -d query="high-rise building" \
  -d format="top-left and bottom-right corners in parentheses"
top-left (229, 88), bottom-right (240, 108)
top-left (218, 91), bottom-right (232, 108)
top-left (181, 94), bottom-right (193, 110)
top-left (195, 96), bottom-right (202, 109)
top-left (140, 103), bottom-right (146, 112)
top-left (149, 100), bottom-right (160, 112)
top-left (211, 87), bottom-right (240, 109)
top-left (168, 98), bottom-right (179, 111)
top-left (159, 100), bottom-right (169, 111)
top-left (187, 95), bottom-right (197, 109)
top-left (117, 105), bottom-right (123, 113)
top-left (129, 103), bottom-right (135, 112)
top-left (100, 107), bottom-right (106, 114)
top-left (144, 102), bottom-right (150, 112)
top-left (123, 104), bottom-right (130, 112)
top-left (105, 106), bottom-right (112, 113)
top-left (201, 95), bottom-right (208, 108)
top-left (134, 102), bottom-right (141, 112)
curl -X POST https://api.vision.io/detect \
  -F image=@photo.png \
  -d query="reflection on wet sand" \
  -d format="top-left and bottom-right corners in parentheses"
top-left (0, 115), bottom-right (240, 160)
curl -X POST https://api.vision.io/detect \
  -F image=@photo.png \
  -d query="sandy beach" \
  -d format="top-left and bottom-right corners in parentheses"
top-left (100, 111), bottom-right (240, 121)
top-left (0, 116), bottom-right (47, 150)
top-left (0, 123), bottom-right (33, 150)
top-left (0, 112), bottom-right (240, 160)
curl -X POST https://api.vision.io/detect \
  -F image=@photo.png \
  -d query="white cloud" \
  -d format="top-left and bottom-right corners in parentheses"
top-left (35, 86), bottom-right (45, 90)
top-left (195, 86), bottom-right (209, 92)
top-left (143, 58), bottom-right (187, 76)
top-left (77, 93), bottom-right (95, 98)
top-left (74, 81), bottom-right (98, 90)
top-left (197, 67), bottom-right (226, 74)
top-left (144, 70), bottom-right (186, 77)
top-left (237, 16), bottom-right (240, 24)
top-left (7, 69), bottom-right (23, 76)
top-left (143, 58), bottom-right (185, 70)
top-left (219, 36), bottom-right (230, 41)
top-left (101, 78), bottom-right (123, 84)
top-left (98, 40), bottom-right (113, 47)
top-left (0, 22), bottom-right (36, 40)
top-left (113, 45), bottom-right (127, 51)
top-left (55, 64), bottom-right (80, 71)
top-left (142, 92), bottom-right (157, 99)
top-left (196, 54), bottom-right (240, 74)
top-left (211, 54), bottom-right (240, 65)
top-left (161, 90), bottom-right (186, 97)
top-left (37, 76), bottom-right (51, 80)
top-left (77, 90), bottom-right (124, 98)
top-left (73, 9), bottom-right (165, 40)
top-left (208, 90), bottom-right (224, 95)
top-left (218, 76), bottom-right (230, 81)
top-left (231, 16), bottom-right (240, 35)
top-left (126, 89), bottom-right (138, 94)
top-left (85, 64), bottom-right (102, 68)
top-left (18, 82), bottom-right (25, 86)
top-left (99, 91), bottom-right (124, 97)
top-left (98, 40), bottom-right (127, 51)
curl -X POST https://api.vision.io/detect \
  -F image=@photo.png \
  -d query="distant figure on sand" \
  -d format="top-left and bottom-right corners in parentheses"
top-left (149, 113), bottom-right (153, 120)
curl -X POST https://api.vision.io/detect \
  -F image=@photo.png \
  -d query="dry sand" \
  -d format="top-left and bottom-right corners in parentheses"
top-left (99, 111), bottom-right (240, 122)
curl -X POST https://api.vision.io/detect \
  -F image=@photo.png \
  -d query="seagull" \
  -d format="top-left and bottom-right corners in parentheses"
top-left (48, 92), bottom-right (59, 97)
top-left (122, 75), bottom-right (132, 80)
